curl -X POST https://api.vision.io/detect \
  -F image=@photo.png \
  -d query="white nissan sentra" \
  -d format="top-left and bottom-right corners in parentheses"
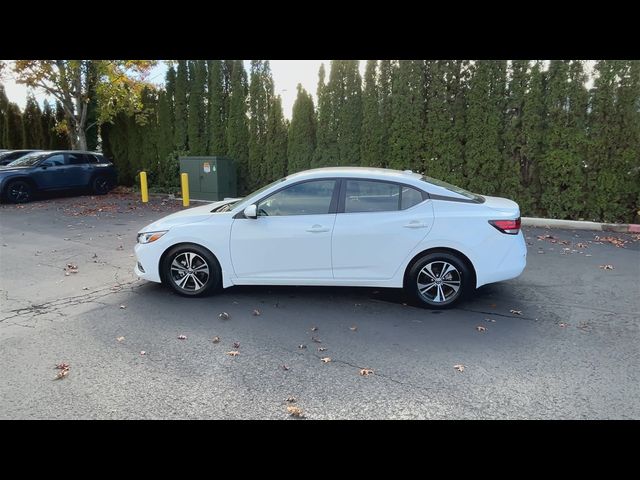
top-left (134, 167), bottom-right (526, 308)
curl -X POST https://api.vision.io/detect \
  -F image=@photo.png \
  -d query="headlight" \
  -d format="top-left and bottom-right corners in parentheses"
top-left (137, 231), bottom-right (168, 244)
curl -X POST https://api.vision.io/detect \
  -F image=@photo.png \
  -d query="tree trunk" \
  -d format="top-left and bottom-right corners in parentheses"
top-left (77, 127), bottom-right (87, 150)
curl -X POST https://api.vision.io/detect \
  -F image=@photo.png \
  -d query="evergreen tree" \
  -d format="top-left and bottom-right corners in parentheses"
top-left (464, 60), bottom-right (507, 195)
top-left (187, 60), bottom-right (207, 155)
top-left (314, 63), bottom-right (338, 166)
top-left (0, 84), bottom-right (7, 148)
top-left (503, 60), bottom-right (530, 205)
top-left (378, 60), bottom-right (394, 167)
top-left (248, 60), bottom-right (274, 189)
top-left (226, 60), bottom-right (250, 194)
top-left (174, 60), bottom-right (189, 151)
top-left (138, 87), bottom-right (159, 179)
top-left (521, 61), bottom-right (547, 215)
top-left (389, 60), bottom-right (425, 171)
top-left (207, 60), bottom-right (226, 155)
top-left (539, 60), bottom-right (587, 219)
top-left (361, 60), bottom-right (382, 167)
top-left (337, 60), bottom-right (362, 166)
top-left (157, 91), bottom-right (174, 160)
top-left (22, 94), bottom-right (45, 148)
top-left (264, 95), bottom-right (288, 182)
top-left (41, 100), bottom-right (54, 150)
top-left (287, 84), bottom-right (316, 173)
top-left (52, 101), bottom-right (71, 149)
top-left (165, 65), bottom-right (176, 120)
top-left (4, 102), bottom-right (24, 149)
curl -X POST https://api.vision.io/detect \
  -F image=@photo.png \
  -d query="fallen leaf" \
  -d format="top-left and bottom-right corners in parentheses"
top-left (252, 309), bottom-right (261, 316)
top-left (575, 243), bottom-right (587, 249)
top-left (485, 318), bottom-right (496, 323)
top-left (510, 309), bottom-right (522, 315)
top-left (360, 368), bottom-right (374, 376)
top-left (54, 369), bottom-right (69, 380)
top-left (285, 396), bottom-right (296, 403)
top-left (226, 351), bottom-right (239, 357)
top-left (64, 272), bottom-right (70, 276)
top-left (119, 305), bottom-right (127, 309)
top-left (116, 336), bottom-right (125, 342)
top-left (559, 322), bottom-right (568, 328)
top-left (320, 357), bottom-right (331, 363)
top-left (116, 245), bottom-right (124, 251)
top-left (312, 336), bottom-right (322, 343)
top-left (311, 326), bottom-right (318, 332)
top-left (476, 325), bottom-right (487, 332)
top-left (454, 364), bottom-right (465, 372)
top-left (232, 341), bottom-right (240, 349)
top-left (287, 405), bottom-right (304, 417)
top-left (55, 362), bottom-right (70, 370)
top-left (92, 253), bottom-right (98, 259)
top-left (219, 312), bottom-right (230, 320)
top-left (317, 347), bottom-right (327, 352)
top-left (140, 351), bottom-right (146, 355)
top-left (82, 287), bottom-right (89, 290)
top-left (599, 264), bottom-right (614, 270)
top-left (212, 336), bottom-right (220, 343)
top-left (298, 344), bottom-right (307, 349)
top-left (281, 364), bottom-right (290, 371)
top-left (177, 335), bottom-right (187, 340)
top-left (349, 326), bottom-right (358, 331)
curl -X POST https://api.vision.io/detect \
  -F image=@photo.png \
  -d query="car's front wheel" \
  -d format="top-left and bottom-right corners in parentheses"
top-left (161, 244), bottom-right (221, 297)
top-left (4, 180), bottom-right (34, 204)
top-left (405, 252), bottom-right (471, 309)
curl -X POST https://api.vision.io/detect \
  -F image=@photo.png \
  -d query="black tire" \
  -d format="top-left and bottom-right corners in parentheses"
top-left (405, 252), bottom-right (472, 309)
top-left (161, 244), bottom-right (221, 297)
top-left (4, 180), bottom-right (33, 204)
top-left (92, 175), bottom-right (111, 195)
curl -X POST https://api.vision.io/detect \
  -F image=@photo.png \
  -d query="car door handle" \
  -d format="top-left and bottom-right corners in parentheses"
top-left (403, 221), bottom-right (428, 228)
top-left (306, 225), bottom-right (330, 233)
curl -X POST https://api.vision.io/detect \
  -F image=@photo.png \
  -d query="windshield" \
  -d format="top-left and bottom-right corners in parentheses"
top-left (7, 152), bottom-right (49, 167)
top-left (421, 176), bottom-right (484, 202)
top-left (217, 177), bottom-right (287, 212)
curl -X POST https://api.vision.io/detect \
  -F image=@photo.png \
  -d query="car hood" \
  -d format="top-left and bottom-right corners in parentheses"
top-left (139, 198), bottom-right (238, 232)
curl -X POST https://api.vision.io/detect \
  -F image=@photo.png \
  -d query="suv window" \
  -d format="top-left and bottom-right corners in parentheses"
top-left (67, 153), bottom-right (87, 165)
top-left (41, 154), bottom-right (66, 167)
top-left (87, 154), bottom-right (101, 164)
top-left (345, 180), bottom-right (424, 213)
top-left (258, 180), bottom-right (336, 216)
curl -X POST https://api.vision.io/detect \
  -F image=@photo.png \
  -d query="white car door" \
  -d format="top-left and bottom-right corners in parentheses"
top-left (332, 179), bottom-right (434, 280)
top-left (229, 179), bottom-right (338, 279)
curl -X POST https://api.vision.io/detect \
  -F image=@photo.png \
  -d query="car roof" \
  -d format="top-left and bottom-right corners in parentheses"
top-left (286, 166), bottom-right (423, 182)
top-left (39, 150), bottom-right (104, 155)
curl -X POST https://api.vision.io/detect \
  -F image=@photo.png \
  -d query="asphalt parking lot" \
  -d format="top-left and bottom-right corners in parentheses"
top-left (1, 191), bottom-right (639, 419)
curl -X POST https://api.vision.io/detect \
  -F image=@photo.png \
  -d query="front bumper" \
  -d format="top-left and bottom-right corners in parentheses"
top-left (134, 242), bottom-right (163, 283)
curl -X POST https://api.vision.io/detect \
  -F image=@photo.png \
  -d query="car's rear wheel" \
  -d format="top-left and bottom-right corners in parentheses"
top-left (405, 252), bottom-right (471, 309)
top-left (161, 244), bottom-right (220, 297)
top-left (92, 175), bottom-right (111, 195)
top-left (4, 180), bottom-right (33, 204)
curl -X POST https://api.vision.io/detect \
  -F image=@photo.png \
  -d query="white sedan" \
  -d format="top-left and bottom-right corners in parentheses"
top-left (134, 167), bottom-right (526, 308)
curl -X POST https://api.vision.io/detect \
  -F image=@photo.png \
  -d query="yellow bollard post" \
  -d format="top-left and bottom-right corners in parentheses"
top-left (140, 171), bottom-right (149, 203)
top-left (181, 172), bottom-right (190, 207)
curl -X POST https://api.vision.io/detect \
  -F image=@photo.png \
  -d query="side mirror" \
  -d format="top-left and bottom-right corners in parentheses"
top-left (243, 204), bottom-right (258, 219)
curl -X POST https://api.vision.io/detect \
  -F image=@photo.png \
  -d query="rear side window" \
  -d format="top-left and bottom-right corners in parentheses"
top-left (67, 153), bottom-right (87, 165)
top-left (344, 180), bottom-right (424, 213)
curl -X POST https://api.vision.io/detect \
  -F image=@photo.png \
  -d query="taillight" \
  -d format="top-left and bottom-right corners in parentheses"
top-left (489, 217), bottom-right (521, 235)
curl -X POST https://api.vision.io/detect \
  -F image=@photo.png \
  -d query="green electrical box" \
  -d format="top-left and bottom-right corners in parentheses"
top-left (178, 156), bottom-right (237, 202)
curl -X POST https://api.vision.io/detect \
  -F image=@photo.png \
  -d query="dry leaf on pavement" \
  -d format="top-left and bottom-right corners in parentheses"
top-left (116, 336), bottom-right (125, 342)
top-left (140, 351), bottom-right (146, 355)
top-left (281, 364), bottom-right (290, 371)
top-left (599, 264), bottom-right (614, 270)
top-left (298, 344), bottom-right (307, 349)
top-left (119, 305), bottom-right (127, 309)
top-left (287, 405), bottom-right (304, 417)
top-left (510, 309), bottom-right (522, 315)
top-left (320, 357), bottom-right (332, 363)
top-left (54, 369), bottom-right (69, 380)
top-left (311, 326), bottom-right (318, 332)
top-left (226, 351), bottom-right (239, 357)
top-left (476, 325), bottom-right (487, 332)
top-left (559, 322), bottom-right (568, 328)
top-left (454, 364), bottom-right (465, 372)
top-left (285, 396), bottom-right (297, 403)
top-left (232, 342), bottom-right (240, 349)
top-left (360, 368), bottom-right (374, 376)
top-left (349, 326), bottom-right (358, 331)
top-left (219, 312), bottom-right (230, 320)
top-left (317, 347), bottom-right (327, 352)
top-left (55, 362), bottom-right (70, 370)
top-left (177, 335), bottom-right (187, 340)
top-left (252, 309), bottom-right (261, 316)
top-left (212, 336), bottom-right (220, 343)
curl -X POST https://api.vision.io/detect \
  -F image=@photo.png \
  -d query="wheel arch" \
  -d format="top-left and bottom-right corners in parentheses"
top-left (158, 242), bottom-right (222, 284)
top-left (1, 175), bottom-right (37, 199)
top-left (403, 247), bottom-right (477, 289)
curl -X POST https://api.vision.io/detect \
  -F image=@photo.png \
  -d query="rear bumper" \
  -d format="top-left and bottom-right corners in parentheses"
top-left (475, 232), bottom-right (527, 287)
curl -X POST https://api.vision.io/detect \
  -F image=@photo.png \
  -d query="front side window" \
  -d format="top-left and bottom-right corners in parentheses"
top-left (41, 154), bottom-right (66, 167)
top-left (258, 180), bottom-right (336, 216)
